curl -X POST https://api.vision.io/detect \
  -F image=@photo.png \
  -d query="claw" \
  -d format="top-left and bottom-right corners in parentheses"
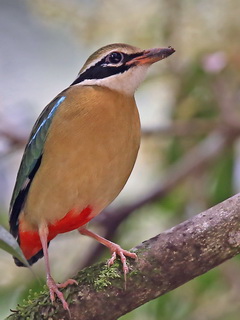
top-left (57, 278), bottom-right (78, 288)
top-left (39, 224), bottom-right (77, 314)
top-left (107, 243), bottom-right (137, 284)
top-left (78, 227), bottom-right (137, 284)
top-left (47, 275), bottom-right (77, 312)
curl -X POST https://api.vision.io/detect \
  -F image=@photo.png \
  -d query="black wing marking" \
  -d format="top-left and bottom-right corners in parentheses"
top-left (9, 95), bottom-right (66, 241)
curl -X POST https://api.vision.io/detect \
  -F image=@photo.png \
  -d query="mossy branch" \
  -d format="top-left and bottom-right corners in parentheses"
top-left (7, 193), bottom-right (240, 320)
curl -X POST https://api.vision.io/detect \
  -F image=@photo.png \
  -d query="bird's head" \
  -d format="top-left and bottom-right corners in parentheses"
top-left (71, 43), bottom-right (175, 96)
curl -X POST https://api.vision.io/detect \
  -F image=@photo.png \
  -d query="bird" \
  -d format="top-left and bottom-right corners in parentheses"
top-left (9, 43), bottom-right (175, 311)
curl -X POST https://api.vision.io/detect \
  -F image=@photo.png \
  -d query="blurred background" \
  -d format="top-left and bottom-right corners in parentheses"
top-left (1, 0), bottom-right (240, 319)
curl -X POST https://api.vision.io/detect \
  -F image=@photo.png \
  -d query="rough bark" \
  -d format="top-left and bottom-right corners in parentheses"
top-left (7, 193), bottom-right (240, 320)
top-left (79, 127), bottom-right (239, 270)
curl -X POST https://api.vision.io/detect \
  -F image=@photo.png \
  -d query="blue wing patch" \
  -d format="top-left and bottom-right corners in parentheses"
top-left (30, 96), bottom-right (66, 144)
top-left (9, 95), bottom-right (66, 237)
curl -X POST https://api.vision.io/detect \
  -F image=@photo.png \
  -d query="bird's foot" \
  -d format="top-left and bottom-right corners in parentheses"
top-left (78, 227), bottom-right (137, 283)
top-left (107, 243), bottom-right (137, 283)
top-left (47, 276), bottom-right (78, 311)
top-left (57, 278), bottom-right (78, 289)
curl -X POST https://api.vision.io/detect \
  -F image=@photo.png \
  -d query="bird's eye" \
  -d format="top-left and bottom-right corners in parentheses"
top-left (106, 52), bottom-right (124, 64)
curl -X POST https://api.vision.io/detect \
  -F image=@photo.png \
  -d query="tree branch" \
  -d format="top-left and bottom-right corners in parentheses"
top-left (8, 192), bottom-right (240, 320)
top-left (79, 127), bottom-right (239, 269)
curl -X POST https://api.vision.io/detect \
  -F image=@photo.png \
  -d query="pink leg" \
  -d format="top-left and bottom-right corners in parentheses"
top-left (78, 227), bottom-right (137, 281)
top-left (39, 224), bottom-right (77, 312)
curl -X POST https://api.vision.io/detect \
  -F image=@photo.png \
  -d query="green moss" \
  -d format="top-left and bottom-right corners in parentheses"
top-left (93, 265), bottom-right (121, 290)
top-left (7, 258), bottom-right (135, 319)
top-left (6, 285), bottom-right (56, 320)
top-left (76, 261), bottom-right (122, 291)
top-left (128, 269), bottom-right (139, 277)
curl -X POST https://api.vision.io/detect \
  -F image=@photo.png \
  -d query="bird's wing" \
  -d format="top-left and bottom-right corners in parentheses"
top-left (9, 94), bottom-right (66, 237)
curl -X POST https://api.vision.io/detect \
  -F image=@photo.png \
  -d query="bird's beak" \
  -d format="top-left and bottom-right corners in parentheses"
top-left (127, 46), bottom-right (175, 66)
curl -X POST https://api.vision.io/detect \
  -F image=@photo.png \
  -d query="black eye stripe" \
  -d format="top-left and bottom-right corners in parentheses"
top-left (97, 52), bottom-right (143, 66)
top-left (105, 52), bottom-right (143, 65)
top-left (124, 52), bottom-right (144, 62)
top-left (71, 65), bottom-right (131, 85)
top-left (71, 51), bottom-right (144, 86)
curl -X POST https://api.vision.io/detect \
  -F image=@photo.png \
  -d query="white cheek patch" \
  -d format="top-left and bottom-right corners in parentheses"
top-left (77, 65), bottom-right (149, 96)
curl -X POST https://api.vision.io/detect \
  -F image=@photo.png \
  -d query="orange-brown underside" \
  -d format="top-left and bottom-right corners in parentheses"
top-left (19, 206), bottom-right (92, 260)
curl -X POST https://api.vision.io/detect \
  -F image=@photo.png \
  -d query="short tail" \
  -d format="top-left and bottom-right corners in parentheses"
top-left (14, 239), bottom-right (50, 267)
top-left (13, 248), bottom-right (45, 267)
